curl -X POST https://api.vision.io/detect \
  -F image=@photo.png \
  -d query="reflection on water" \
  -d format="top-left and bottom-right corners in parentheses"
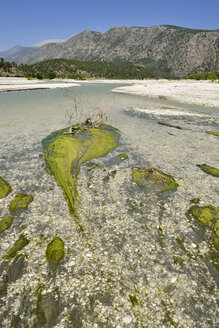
top-left (0, 83), bottom-right (219, 327)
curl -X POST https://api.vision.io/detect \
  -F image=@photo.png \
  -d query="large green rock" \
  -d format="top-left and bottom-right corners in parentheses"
top-left (197, 164), bottom-right (219, 178)
top-left (42, 124), bottom-right (119, 215)
top-left (9, 193), bottom-right (34, 213)
top-left (0, 216), bottom-right (13, 234)
top-left (132, 167), bottom-right (179, 194)
top-left (4, 234), bottom-right (30, 260)
top-left (0, 176), bottom-right (12, 199)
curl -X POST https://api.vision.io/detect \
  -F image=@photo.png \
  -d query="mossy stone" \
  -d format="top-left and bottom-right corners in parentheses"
top-left (187, 205), bottom-right (219, 227)
top-left (119, 153), bottom-right (128, 160)
top-left (205, 131), bottom-right (219, 137)
top-left (132, 167), bottom-right (179, 194)
top-left (42, 125), bottom-right (120, 215)
top-left (46, 237), bottom-right (64, 268)
top-left (36, 286), bottom-right (60, 326)
top-left (0, 176), bottom-right (12, 199)
top-left (0, 216), bottom-right (13, 234)
top-left (9, 193), bottom-right (34, 213)
top-left (197, 164), bottom-right (219, 178)
top-left (4, 234), bottom-right (30, 260)
top-left (214, 220), bottom-right (219, 237)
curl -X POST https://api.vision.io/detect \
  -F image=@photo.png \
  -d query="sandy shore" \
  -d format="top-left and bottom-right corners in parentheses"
top-left (111, 79), bottom-right (219, 108)
top-left (0, 77), bottom-right (80, 92)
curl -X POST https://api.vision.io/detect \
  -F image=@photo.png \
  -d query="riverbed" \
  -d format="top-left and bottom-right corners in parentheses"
top-left (0, 82), bottom-right (219, 327)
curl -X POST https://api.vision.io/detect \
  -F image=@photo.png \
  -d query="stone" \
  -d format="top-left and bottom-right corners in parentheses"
top-left (9, 193), bottom-right (34, 213)
top-left (0, 176), bottom-right (12, 199)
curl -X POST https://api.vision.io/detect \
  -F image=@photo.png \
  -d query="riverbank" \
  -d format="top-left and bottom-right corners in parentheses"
top-left (0, 77), bottom-right (80, 92)
top-left (111, 79), bottom-right (219, 108)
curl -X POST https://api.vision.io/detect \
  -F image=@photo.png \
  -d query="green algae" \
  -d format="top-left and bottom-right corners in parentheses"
top-left (129, 294), bottom-right (138, 307)
top-left (190, 198), bottom-right (200, 204)
top-left (205, 131), bottom-right (219, 137)
top-left (186, 205), bottom-right (219, 228)
top-left (119, 153), bottom-right (128, 160)
top-left (186, 205), bottom-right (219, 263)
top-left (132, 167), bottom-right (179, 194)
top-left (42, 124), bottom-right (120, 215)
top-left (9, 193), bottom-right (34, 213)
top-left (0, 216), bottom-right (13, 234)
top-left (4, 234), bottom-right (30, 260)
top-left (197, 164), bottom-right (219, 178)
top-left (45, 237), bottom-right (64, 269)
top-left (0, 176), bottom-right (12, 199)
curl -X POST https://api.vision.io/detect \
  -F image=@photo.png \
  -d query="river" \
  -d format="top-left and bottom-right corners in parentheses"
top-left (0, 82), bottom-right (218, 327)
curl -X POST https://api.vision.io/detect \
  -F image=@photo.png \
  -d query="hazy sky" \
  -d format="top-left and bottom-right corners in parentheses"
top-left (1, 0), bottom-right (219, 51)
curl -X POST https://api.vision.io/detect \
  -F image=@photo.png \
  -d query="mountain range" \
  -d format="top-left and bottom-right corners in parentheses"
top-left (1, 25), bottom-right (218, 77)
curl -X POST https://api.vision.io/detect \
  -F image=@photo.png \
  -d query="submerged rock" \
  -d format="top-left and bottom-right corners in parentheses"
top-left (8, 254), bottom-right (26, 282)
top-left (119, 153), bottom-right (128, 160)
top-left (186, 204), bottom-right (219, 254)
top-left (132, 167), bottom-right (179, 194)
top-left (4, 234), bottom-right (30, 260)
top-left (0, 216), bottom-right (13, 234)
top-left (9, 193), bottom-right (34, 213)
top-left (45, 237), bottom-right (64, 272)
top-left (197, 164), bottom-right (219, 178)
top-left (42, 124), bottom-right (120, 215)
top-left (36, 286), bottom-right (60, 326)
top-left (0, 176), bottom-right (12, 199)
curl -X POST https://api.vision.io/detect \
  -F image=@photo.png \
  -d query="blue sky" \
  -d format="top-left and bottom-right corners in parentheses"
top-left (1, 0), bottom-right (219, 51)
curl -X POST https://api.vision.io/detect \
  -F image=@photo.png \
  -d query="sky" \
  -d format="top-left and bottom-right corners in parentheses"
top-left (1, 0), bottom-right (219, 51)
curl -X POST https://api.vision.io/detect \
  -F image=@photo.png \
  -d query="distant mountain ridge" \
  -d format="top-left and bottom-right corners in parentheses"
top-left (1, 25), bottom-right (218, 77)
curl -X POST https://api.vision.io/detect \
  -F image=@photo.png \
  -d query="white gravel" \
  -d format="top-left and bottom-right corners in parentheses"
top-left (0, 77), bottom-right (80, 91)
top-left (111, 79), bottom-right (219, 108)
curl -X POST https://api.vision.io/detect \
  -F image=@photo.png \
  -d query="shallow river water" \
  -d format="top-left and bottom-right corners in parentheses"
top-left (0, 83), bottom-right (219, 328)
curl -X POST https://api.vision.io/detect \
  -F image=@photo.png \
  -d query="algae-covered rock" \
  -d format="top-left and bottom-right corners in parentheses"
top-left (0, 283), bottom-right (7, 298)
top-left (0, 176), bottom-right (12, 199)
top-left (4, 234), bottom-right (30, 260)
top-left (119, 153), bottom-right (128, 160)
top-left (46, 237), bottom-right (64, 271)
top-left (42, 125), bottom-right (119, 215)
top-left (36, 286), bottom-right (60, 326)
top-left (9, 193), bottom-right (34, 213)
top-left (197, 164), bottom-right (219, 178)
top-left (132, 167), bottom-right (179, 194)
top-left (186, 205), bottom-right (219, 228)
top-left (0, 216), bottom-right (13, 234)
top-left (205, 131), bottom-right (219, 137)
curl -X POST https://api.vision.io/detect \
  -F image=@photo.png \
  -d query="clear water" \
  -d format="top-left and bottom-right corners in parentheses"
top-left (0, 83), bottom-right (219, 328)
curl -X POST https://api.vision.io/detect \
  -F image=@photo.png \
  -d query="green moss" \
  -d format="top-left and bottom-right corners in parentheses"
top-left (0, 176), bottom-right (12, 199)
top-left (197, 164), bottom-right (219, 178)
top-left (119, 153), bottom-right (128, 160)
top-left (42, 125), bottom-right (119, 215)
top-left (173, 257), bottom-right (184, 264)
top-left (45, 237), bottom-right (64, 267)
top-left (36, 286), bottom-right (46, 324)
top-left (4, 234), bottom-right (30, 260)
top-left (214, 220), bottom-right (219, 237)
top-left (205, 131), bottom-right (219, 137)
top-left (187, 205), bottom-right (219, 227)
top-left (132, 167), bottom-right (179, 194)
top-left (129, 294), bottom-right (138, 307)
top-left (0, 216), bottom-right (13, 234)
top-left (190, 198), bottom-right (200, 204)
top-left (9, 193), bottom-right (34, 213)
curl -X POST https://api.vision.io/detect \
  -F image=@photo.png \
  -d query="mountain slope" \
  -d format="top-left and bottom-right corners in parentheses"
top-left (2, 25), bottom-right (219, 77)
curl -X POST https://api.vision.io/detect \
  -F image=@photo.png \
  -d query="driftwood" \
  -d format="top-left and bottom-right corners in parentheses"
top-left (157, 121), bottom-right (182, 129)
